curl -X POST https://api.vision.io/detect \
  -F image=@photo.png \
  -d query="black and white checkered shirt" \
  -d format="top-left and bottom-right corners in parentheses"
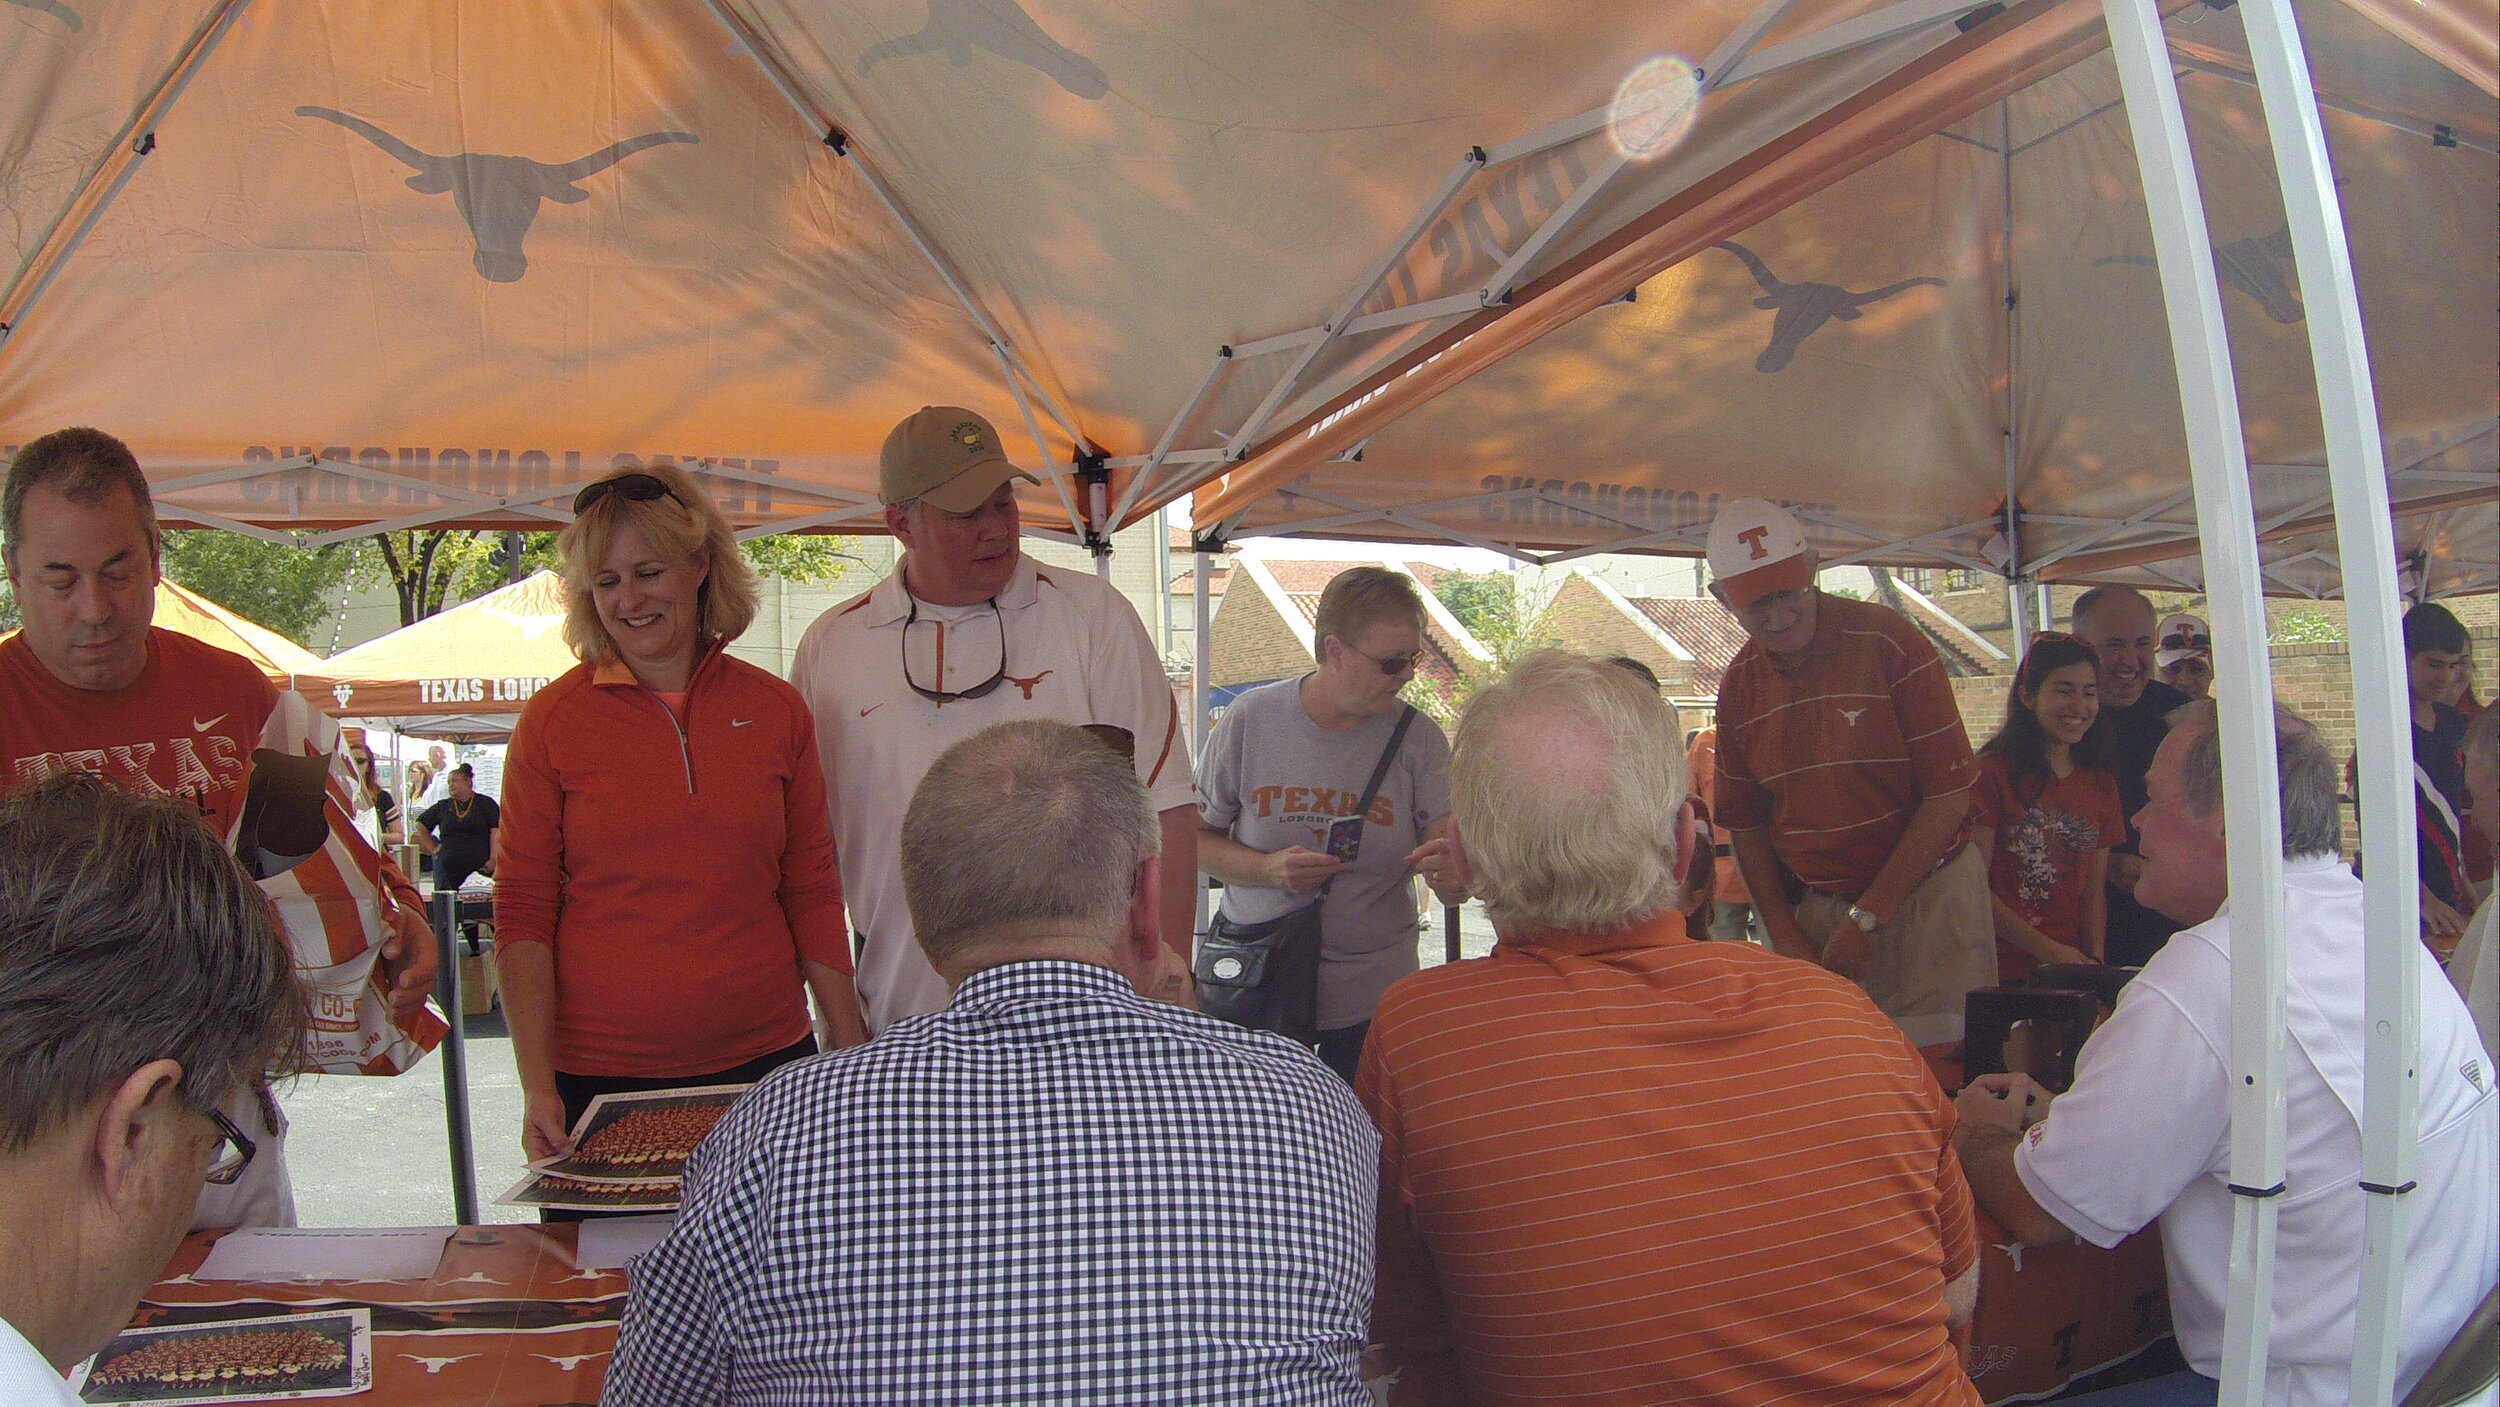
top-left (605, 960), bottom-right (1380, 1405)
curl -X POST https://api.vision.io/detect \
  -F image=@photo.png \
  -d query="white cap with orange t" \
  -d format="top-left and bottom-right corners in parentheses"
top-left (1706, 498), bottom-right (1815, 608)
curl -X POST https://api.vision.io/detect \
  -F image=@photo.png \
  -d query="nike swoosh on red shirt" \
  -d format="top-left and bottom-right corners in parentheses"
top-left (193, 714), bottom-right (228, 732)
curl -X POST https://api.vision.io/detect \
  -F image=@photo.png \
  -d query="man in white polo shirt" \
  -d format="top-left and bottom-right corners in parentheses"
top-left (793, 407), bottom-right (1197, 1033)
top-left (1954, 698), bottom-right (2495, 1407)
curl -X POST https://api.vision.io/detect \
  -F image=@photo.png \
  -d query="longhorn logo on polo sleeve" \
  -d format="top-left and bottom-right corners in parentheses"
top-left (4, 0), bottom-right (81, 31)
top-left (1713, 241), bottom-right (1945, 373)
top-left (294, 107), bottom-right (696, 283)
top-left (858, 0), bottom-right (1109, 99)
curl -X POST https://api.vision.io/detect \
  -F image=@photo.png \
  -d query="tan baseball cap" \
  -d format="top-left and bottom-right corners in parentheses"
top-left (1706, 497), bottom-right (1814, 608)
top-left (879, 406), bottom-right (1039, 512)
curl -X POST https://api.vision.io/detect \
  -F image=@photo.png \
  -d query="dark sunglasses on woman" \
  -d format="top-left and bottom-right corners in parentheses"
top-left (571, 472), bottom-right (686, 515)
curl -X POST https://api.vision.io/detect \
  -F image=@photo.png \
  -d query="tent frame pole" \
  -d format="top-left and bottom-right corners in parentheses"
top-left (1191, 538), bottom-right (1217, 938)
top-left (0, 0), bottom-right (254, 348)
top-left (2102, 1), bottom-right (2292, 1405)
top-left (2234, 0), bottom-right (2421, 1394)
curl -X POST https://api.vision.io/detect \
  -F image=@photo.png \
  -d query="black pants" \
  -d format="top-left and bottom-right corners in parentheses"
top-left (1316, 1021), bottom-right (1370, 1086)
top-left (542, 1035), bottom-right (817, 1222)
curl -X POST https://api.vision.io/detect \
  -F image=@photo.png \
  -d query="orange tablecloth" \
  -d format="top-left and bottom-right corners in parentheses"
top-left (1928, 1045), bottom-right (2175, 1402)
top-left (127, 1226), bottom-right (616, 1405)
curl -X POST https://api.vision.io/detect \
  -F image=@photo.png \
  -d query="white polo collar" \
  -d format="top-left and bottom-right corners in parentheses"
top-left (857, 554), bottom-right (1047, 628)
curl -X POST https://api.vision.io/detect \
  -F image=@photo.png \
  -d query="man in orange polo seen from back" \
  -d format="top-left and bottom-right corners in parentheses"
top-left (1708, 498), bottom-right (1994, 1046)
top-left (1360, 650), bottom-right (1978, 1405)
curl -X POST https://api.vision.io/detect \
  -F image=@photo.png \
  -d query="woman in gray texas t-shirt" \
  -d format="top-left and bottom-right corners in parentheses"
top-left (1196, 567), bottom-right (1470, 1082)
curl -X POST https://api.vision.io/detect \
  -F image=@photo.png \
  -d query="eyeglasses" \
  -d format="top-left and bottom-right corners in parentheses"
top-left (901, 595), bottom-right (1008, 703)
top-left (204, 1105), bottom-right (257, 1186)
top-left (1338, 639), bottom-right (1423, 676)
top-left (571, 472), bottom-right (686, 516)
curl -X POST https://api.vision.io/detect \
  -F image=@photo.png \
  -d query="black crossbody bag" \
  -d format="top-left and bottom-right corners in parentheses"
top-left (1195, 705), bottom-right (1417, 1044)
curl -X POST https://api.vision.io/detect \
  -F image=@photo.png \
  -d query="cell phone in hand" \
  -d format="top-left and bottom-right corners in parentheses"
top-left (1325, 815), bottom-right (1364, 864)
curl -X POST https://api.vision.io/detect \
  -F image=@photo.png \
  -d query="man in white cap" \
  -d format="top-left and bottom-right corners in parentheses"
top-left (2156, 613), bottom-right (2212, 700)
top-left (1704, 498), bottom-right (1995, 1045)
top-left (792, 407), bottom-right (1197, 1034)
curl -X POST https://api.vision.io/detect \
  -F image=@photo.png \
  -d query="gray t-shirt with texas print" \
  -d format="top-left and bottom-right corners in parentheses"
top-left (1198, 676), bottom-right (1452, 1032)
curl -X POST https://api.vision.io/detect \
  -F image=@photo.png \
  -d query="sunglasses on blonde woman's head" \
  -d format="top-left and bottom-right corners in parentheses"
top-left (571, 472), bottom-right (686, 516)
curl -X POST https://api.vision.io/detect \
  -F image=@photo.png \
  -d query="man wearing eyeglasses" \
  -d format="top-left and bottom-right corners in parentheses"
top-left (793, 407), bottom-right (1198, 1034)
top-left (0, 774), bottom-right (308, 1404)
top-left (0, 428), bottom-right (439, 1230)
top-left (1706, 499), bottom-right (1996, 1046)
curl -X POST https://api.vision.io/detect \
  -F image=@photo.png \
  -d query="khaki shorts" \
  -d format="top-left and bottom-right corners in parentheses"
top-left (1797, 842), bottom-right (1996, 1048)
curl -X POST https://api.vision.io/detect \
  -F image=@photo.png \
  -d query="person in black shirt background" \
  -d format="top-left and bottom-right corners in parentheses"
top-left (2071, 586), bottom-right (2193, 968)
top-left (414, 763), bottom-right (500, 894)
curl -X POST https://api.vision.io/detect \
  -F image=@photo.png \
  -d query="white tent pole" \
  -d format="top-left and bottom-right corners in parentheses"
top-left (1998, 98), bottom-right (2029, 646)
top-left (1115, 347), bottom-right (1233, 527)
top-left (993, 342), bottom-right (1087, 542)
top-left (0, 0), bottom-right (253, 348)
top-left (1227, 147), bottom-right (1487, 455)
top-left (2102, 1), bottom-right (2292, 1404)
top-left (1192, 542), bottom-right (1215, 939)
top-left (2234, 0), bottom-right (2420, 1396)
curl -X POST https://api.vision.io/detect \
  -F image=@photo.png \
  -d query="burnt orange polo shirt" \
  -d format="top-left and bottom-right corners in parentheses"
top-left (1358, 908), bottom-right (1979, 1406)
top-left (1713, 594), bottom-right (1975, 893)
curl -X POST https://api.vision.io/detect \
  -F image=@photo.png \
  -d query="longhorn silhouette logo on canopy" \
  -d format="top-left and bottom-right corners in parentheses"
top-left (1713, 241), bottom-right (1946, 373)
top-left (859, 0), bottom-right (1110, 99)
top-left (294, 107), bottom-right (697, 282)
top-left (2095, 221), bottom-right (2307, 324)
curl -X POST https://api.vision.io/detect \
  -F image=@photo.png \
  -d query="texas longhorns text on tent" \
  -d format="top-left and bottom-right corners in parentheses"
top-left (297, 572), bottom-right (574, 740)
top-left (3, 0), bottom-right (2484, 595)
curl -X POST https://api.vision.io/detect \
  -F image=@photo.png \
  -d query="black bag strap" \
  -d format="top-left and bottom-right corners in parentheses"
top-left (1354, 705), bottom-right (1419, 821)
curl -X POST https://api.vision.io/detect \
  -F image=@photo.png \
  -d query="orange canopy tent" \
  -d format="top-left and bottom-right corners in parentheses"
top-left (156, 578), bottom-right (325, 683)
top-left (294, 572), bottom-right (575, 741)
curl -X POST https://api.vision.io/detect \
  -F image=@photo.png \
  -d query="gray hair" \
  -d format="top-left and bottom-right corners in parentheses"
top-left (2165, 698), bottom-right (2341, 860)
top-left (902, 721), bottom-right (1159, 969)
top-left (0, 774), bottom-right (306, 1153)
top-left (3, 427), bottom-right (159, 572)
top-left (1452, 649), bottom-right (1687, 933)
top-left (2068, 584), bottom-right (2153, 636)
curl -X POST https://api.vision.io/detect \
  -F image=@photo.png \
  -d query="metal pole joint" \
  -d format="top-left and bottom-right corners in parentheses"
top-left (824, 126), bottom-right (850, 155)
top-left (1076, 449), bottom-right (1112, 557)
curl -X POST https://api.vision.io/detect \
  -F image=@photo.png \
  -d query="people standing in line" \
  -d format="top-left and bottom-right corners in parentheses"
top-left (1704, 499), bottom-right (1995, 1046)
top-left (2155, 612), bottom-right (2212, 700)
top-left (1195, 567), bottom-right (1466, 1081)
top-left (495, 462), bottom-right (868, 1198)
top-left (1360, 651), bottom-right (1980, 1405)
top-left (2069, 586), bottom-right (2193, 968)
top-left (1969, 634), bottom-right (2125, 981)
top-left (793, 407), bottom-right (1197, 1035)
top-left (607, 722), bottom-right (1376, 1405)
top-left (1955, 699), bottom-right (2494, 1407)
top-left (0, 427), bottom-right (436, 1230)
top-left (412, 764), bottom-right (498, 896)
top-left (2403, 602), bottom-right (2475, 957)
top-left (0, 776), bottom-right (309, 1404)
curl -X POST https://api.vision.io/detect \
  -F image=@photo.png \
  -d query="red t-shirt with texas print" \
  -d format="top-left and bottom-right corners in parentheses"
top-left (0, 627), bottom-right (277, 832)
top-left (1969, 754), bottom-right (2125, 978)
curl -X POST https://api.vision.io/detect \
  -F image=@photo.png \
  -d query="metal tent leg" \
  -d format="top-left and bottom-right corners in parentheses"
top-left (2100, 0), bottom-right (2294, 1402)
top-left (1193, 544), bottom-right (1215, 939)
top-left (435, 891), bottom-right (479, 1226)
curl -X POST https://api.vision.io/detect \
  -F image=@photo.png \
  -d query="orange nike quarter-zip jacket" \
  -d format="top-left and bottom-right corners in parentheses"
top-left (496, 644), bottom-right (850, 1078)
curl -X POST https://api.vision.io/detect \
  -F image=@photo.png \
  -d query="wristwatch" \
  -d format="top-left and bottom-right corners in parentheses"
top-left (1845, 902), bottom-right (1883, 933)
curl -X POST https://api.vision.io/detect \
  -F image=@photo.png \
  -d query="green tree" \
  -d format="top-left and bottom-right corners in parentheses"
top-left (0, 577), bottom-right (18, 632)
top-left (160, 530), bottom-right (355, 645)
top-left (2274, 608), bottom-right (2345, 643)
top-left (361, 528), bottom-right (863, 628)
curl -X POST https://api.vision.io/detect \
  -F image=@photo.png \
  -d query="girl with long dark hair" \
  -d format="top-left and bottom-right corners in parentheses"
top-left (1971, 633), bottom-right (2126, 980)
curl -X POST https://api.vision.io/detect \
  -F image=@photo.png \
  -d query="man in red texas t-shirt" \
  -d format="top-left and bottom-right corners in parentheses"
top-left (1, 428), bottom-right (439, 1228)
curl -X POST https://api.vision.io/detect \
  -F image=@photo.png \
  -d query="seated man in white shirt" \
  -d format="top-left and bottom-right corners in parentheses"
top-left (0, 775), bottom-right (307, 1403)
top-left (1954, 698), bottom-right (2497, 1407)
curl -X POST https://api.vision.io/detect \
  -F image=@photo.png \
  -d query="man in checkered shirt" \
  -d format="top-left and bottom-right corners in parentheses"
top-left (606, 720), bottom-right (1380, 1405)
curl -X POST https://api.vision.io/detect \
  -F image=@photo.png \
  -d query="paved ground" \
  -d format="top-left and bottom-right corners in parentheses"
top-left (279, 904), bottom-right (1504, 1229)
